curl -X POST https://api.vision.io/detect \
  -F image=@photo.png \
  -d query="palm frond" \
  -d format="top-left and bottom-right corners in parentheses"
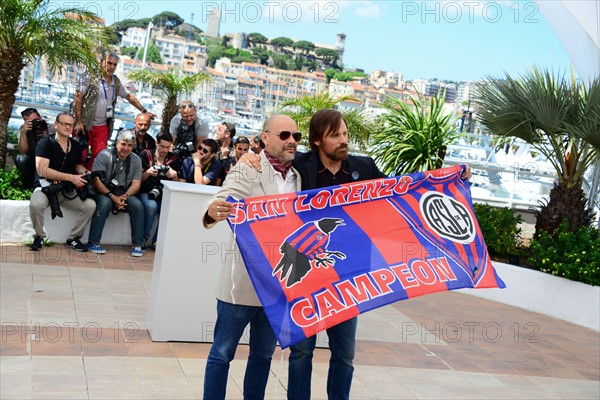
top-left (369, 93), bottom-right (460, 176)
top-left (278, 91), bottom-right (373, 151)
top-left (128, 69), bottom-right (211, 134)
top-left (475, 66), bottom-right (598, 183)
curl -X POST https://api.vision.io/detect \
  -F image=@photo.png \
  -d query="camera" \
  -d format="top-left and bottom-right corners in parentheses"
top-left (172, 141), bottom-right (194, 158)
top-left (28, 118), bottom-right (48, 135)
top-left (39, 179), bottom-right (64, 219)
top-left (155, 164), bottom-right (169, 179)
top-left (27, 119), bottom-right (48, 142)
top-left (77, 171), bottom-right (105, 200)
top-left (106, 179), bottom-right (126, 196)
top-left (148, 182), bottom-right (163, 200)
top-left (147, 165), bottom-right (169, 200)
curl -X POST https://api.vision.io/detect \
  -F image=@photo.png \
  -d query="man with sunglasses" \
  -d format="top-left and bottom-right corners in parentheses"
top-left (169, 100), bottom-right (210, 150)
top-left (200, 114), bottom-right (302, 400)
top-left (16, 107), bottom-right (51, 188)
top-left (179, 138), bottom-right (221, 185)
top-left (73, 50), bottom-right (153, 170)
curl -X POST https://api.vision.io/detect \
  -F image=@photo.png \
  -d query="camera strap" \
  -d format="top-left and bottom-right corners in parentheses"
top-left (202, 160), bottom-right (212, 175)
top-left (110, 148), bottom-right (131, 182)
top-left (142, 149), bottom-right (153, 167)
top-left (49, 135), bottom-right (70, 173)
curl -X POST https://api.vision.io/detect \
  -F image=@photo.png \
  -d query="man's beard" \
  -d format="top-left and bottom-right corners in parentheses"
top-left (280, 144), bottom-right (297, 162)
top-left (324, 145), bottom-right (349, 162)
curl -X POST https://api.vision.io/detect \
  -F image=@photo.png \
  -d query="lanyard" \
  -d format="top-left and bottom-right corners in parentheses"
top-left (101, 79), bottom-right (115, 102)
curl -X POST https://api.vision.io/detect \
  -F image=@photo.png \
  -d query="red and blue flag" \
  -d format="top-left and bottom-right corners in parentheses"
top-left (227, 165), bottom-right (505, 348)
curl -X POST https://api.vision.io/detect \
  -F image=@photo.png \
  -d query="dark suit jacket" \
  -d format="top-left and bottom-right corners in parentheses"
top-left (293, 151), bottom-right (387, 190)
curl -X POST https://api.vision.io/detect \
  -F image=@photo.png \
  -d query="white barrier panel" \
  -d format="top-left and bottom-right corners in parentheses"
top-left (146, 181), bottom-right (328, 347)
top-left (0, 198), bottom-right (135, 245)
top-left (459, 262), bottom-right (600, 332)
top-left (146, 181), bottom-right (222, 342)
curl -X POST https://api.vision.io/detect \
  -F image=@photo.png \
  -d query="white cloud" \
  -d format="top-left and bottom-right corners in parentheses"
top-left (354, 1), bottom-right (383, 18)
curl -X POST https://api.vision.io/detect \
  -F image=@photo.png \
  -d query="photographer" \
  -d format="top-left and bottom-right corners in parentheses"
top-left (73, 50), bottom-right (155, 170)
top-left (179, 138), bottom-right (221, 185)
top-left (87, 130), bottom-right (144, 257)
top-left (132, 113), bottom-right (156, 155)
top-left (215, 121), bottom-right (236, 160)
top-left (16, 108), bottom-right (51, 189)
top-left (28, 113), bottom-right (95, 252)
top-left (137, 131), bottom-right (182, 249)
top-left (169, 100), bottom-right (209, 149)
top-left (216, 135), bottom-right (250, 186)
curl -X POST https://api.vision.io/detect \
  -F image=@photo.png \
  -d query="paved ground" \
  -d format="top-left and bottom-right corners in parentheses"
top-left (1, 243), bottom-right (598, 399)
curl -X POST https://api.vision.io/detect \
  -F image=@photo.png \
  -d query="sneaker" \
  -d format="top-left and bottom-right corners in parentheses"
top-left (87, 243), bottom-right (107, 254)
top-left (30, 236), bottom-right (43, 251)
top-left (66, 238), bottom-right (87, 252)
top-left (141, 238), bottom-right (149, 251)
top-left (131, 246), bottom-right (143, 257)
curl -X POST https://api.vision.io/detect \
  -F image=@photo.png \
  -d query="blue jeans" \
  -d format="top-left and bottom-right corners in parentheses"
top-left (137, 193), bottom-right (161, 241)
top-left (203, 300), bottom-right (277, 400)
top-left (287, 317), bottom-right (357, 400)
top-left (88, 194), bottom-right (144, 246)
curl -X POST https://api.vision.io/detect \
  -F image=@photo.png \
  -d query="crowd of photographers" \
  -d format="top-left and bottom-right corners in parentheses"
top-left (22, 101), bottom-right (257, 256)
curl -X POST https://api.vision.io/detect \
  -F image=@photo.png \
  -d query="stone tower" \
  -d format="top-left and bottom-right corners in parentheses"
top-left (206, 8), bottom-right (221, 38)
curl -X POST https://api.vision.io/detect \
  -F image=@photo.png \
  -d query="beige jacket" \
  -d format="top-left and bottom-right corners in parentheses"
top-left (201, 151), bottom-right (302, 306)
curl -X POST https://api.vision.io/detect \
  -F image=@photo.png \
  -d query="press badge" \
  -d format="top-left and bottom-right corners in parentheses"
top-left (106, 106), bottom-right (114, 118)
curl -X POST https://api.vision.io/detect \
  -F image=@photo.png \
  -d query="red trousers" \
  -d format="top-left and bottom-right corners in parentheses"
top-left (84, 125), bottom-right (109, 170)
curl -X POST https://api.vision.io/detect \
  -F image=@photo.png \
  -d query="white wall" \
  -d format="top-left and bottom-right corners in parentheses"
top-left (460, 262), bottom-right (600, 332)
top-left (0, 199), bottom-right (134, 245)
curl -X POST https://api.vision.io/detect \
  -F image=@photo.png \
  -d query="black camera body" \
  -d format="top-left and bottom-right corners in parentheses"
top-left (147, 165), bottom-right (170, 200)
top-left (39, 179), bottom-right (64, 219)
top-left (147, 182), bottom-right (163, 200)
top-left (172, 141), bottom-right (194, 158)
top-left (28, 118), bottom-right (48, 136)
top-left (106, 179), bottom-right (127, 196)
top-left (78, 171), bottom-right (105, 200)
top-left (155, 164), bottom-right (169, 179)
top-left (40, 170), bottom-right (107, 218)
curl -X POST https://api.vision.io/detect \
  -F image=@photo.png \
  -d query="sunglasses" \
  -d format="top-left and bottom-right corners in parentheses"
top-left (198, 146), bottom-right (210, 154)
top-left (265, 130), bottom-right (302, 142)
top-left (180, 103), bottom-right (196, 109)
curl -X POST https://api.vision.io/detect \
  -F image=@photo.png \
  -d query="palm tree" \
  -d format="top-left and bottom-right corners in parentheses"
top-left (476, 68), bottom-right (599, 236)
top-left (369, 93), bottom-right (460, 176)
top-left (127, 69), bottom-right (211, 135)
top-left (0, 0), bottom-right (109, 169)
top-left (278, 91), bottom-right (373, 151)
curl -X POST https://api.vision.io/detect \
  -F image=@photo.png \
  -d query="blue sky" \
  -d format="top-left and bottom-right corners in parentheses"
top-left (64, 0), bottom-right (572, 82)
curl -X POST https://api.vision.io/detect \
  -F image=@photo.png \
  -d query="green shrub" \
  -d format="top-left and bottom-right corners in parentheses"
top-left (529, 222), bottom-right (600, 286)
top-left (0, 167), bottom-right (32, 200)
top-left (8, 127), bottom-right (19, 145)
top-left (473, 203), bottom-right (522, 256)
top-left (8, 128), bottom-right (20, 159)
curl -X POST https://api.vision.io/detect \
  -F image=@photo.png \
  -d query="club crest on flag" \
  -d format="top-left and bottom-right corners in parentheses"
top-left (274, 218), bottom-right (347, 288)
